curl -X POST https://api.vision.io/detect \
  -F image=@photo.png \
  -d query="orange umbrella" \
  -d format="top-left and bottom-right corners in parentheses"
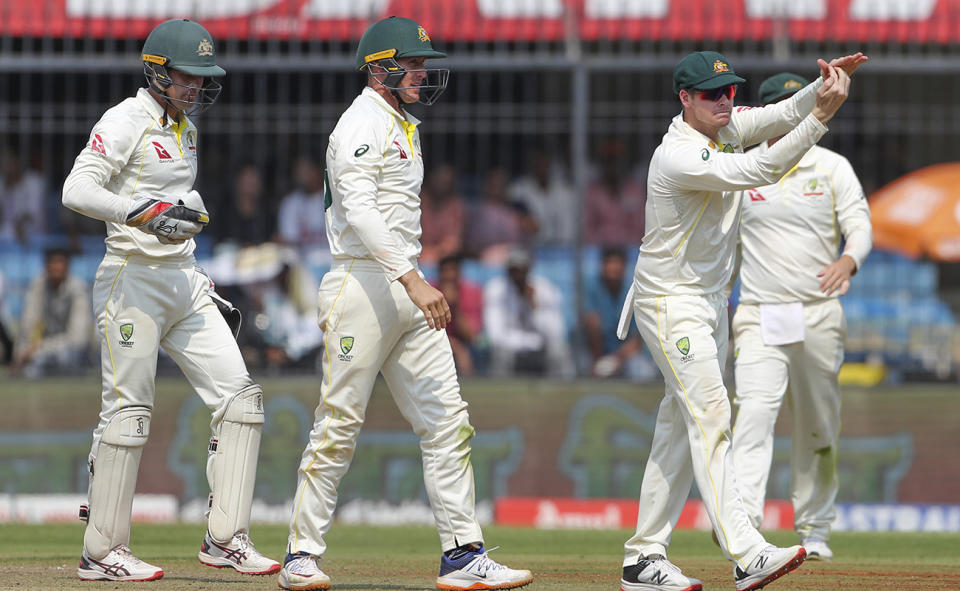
top-left (870, 163), bottom-right (960, 261)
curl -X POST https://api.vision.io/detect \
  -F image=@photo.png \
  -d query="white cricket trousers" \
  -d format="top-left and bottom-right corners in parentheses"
top-left (731, 299), bottom-right (844, 541)
top-left (624, 292), bottom-right (766, 570)
top-left (90, 254), bottom-right (253, 455)
top-left (287, 259), bottom-right (483, 557)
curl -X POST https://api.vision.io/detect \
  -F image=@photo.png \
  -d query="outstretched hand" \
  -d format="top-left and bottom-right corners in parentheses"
top-left (820, 52), bottom-right (868, 79)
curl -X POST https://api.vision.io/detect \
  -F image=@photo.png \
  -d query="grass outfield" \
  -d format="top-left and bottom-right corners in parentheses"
top-left (1, 524), bottom-right (959, 590)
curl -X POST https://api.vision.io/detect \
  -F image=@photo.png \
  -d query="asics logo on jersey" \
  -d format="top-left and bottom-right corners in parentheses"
top-left (354, 144), bottom-right (370, 157)
top-left (152, 142), bottom-right (173, 160)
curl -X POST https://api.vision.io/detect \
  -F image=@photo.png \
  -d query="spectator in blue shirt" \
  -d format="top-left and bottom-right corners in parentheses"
top-left (584, 247), bottom-right (656, 381)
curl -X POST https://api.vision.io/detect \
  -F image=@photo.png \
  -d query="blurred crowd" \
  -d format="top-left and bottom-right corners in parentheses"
top-left (0, 139), bottom-right (662, 381)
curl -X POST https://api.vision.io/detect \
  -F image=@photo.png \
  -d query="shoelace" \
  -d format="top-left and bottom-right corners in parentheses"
top-left (233, 532), bottom-right (253, 551)
top-left (649, 557), bottom-right (681, 575)
top-left (112, 545), bottom-right (143, 565)
top-left (292, 556), bottom-right (322, 575)
top-left (469, 547), bottom-right (508, 576)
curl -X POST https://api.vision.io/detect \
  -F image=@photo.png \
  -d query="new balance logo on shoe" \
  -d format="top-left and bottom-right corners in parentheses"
top-left (621, 556), bottom-right (702, 591)
top-left (650, 570), bottom-right (669, 585)
top-left (734, 545), bottom-right (806, 591)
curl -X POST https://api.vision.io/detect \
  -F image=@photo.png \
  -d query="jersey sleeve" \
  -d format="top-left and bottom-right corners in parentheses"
top-left (61, 109), bottom-right (142, 223)
top-left (832, 155), bottom-right (873, 269)
top-left (328, 116), bottom-right (415, 281)
top-left (732, 78), bottom-right (822, 148)
top-left (660, 114), bottom-right (828, 193)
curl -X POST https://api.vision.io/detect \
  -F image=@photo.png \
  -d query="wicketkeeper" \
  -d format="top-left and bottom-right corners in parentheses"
top-left (62, 18), bottom-right (278, 582)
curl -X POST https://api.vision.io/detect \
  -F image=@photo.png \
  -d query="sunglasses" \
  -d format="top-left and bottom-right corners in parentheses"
top-left (695, 85), bottom-right (737, 102)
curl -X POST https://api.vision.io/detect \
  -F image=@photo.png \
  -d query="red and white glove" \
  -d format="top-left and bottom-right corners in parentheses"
top-left (126, 191), bottom-right (209, 244)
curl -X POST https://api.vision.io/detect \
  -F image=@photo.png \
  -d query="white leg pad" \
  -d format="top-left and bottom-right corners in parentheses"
top-left (83, 406), bottom-right (151, 560)
top-left (207, 384), bottom-right (265, 542)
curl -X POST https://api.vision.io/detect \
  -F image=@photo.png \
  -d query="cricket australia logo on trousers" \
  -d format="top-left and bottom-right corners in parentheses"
top-left (676, 336), bottom-right (695, 363)
top-left (338, 336), bottom-right (354, 361)
top-left (119, 323), bottom-right (134, 348)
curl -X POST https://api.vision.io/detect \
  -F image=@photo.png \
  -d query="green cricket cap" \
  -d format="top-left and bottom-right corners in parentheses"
top-left (673, 51), bottom-right (745, 95)
top-left (758, 72), bottom-right (809, 105)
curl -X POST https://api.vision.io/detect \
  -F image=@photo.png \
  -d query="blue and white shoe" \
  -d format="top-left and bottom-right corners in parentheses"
top-left (436, 545), bottom-right (533, 590)
top-left (77, 545), bottom-right (164, 582)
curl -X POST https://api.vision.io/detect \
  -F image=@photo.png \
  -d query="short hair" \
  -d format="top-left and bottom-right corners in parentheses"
top-left (44, 247), bottom-right (71, 262)
top-left (601, 246), bottom-right (627, 262)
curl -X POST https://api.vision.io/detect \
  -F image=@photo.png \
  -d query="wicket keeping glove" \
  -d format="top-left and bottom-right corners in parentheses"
top-left (126, 191), bottom-right (209, 244)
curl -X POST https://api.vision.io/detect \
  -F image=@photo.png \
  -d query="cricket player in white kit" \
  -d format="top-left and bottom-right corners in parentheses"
top-left (62, 19), bottom-right (279, 582)
top-left (616, 51), bottom-right (867, 591)
top-left (278, 16), bottom-right (532, 591)
top-left (731, 73), bottom-right (873, 563)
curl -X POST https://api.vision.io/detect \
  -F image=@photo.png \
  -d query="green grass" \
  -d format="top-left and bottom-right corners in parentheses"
top-left (2, 524), bottom-right (960, 590)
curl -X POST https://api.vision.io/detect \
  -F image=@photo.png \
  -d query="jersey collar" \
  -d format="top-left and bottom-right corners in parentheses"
top-left (362, 86), bottom-right (421, 127)
top-left (136, 87), bottom-right (187, 129)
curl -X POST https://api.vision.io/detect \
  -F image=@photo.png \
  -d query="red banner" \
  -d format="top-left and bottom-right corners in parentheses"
top-left (2, 0), bottom-right (956, 43)
top-left (495, 497), bottom-right (796, 529)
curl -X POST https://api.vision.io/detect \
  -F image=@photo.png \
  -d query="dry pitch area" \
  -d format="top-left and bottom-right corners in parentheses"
top-left (1, 524), bottom-right (959, 590)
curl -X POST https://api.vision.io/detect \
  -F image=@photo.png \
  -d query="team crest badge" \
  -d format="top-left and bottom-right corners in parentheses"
top-left (120, 323), bottom-right (134, 342)
top-left (713, 60), bottom-right (730, 73)
top-left (417, 26), bottom-right (431, 42)
top-left (340, 336), bottom-right (354, 355)
top-left (197, 38), bottom-right (214, 56)
top-left (784, 79), bottom-right (803, 91)
top-left (676, 336), bottom-right (690, 356)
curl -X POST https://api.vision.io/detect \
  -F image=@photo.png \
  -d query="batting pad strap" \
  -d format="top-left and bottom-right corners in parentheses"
top-left (208, 385), bottom-right (264, 542)
top-left (84, 406), bottom-right (151, 560)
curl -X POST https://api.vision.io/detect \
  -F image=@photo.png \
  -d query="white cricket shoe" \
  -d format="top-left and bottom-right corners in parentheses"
top-left (198, 530), bottom-right (280, 575)
top-left (77, 544), bottom-right (164, 582)
top-left (620, 555), bottom-right (702, 591)
top-left (734, 545), bottom-right (806, 591)
top-left (436, 545), bottom-right (533, 590)
top-left (278, 554), bottom-right (331, 590)
top-left (802, 537), bottom-right (834, 561)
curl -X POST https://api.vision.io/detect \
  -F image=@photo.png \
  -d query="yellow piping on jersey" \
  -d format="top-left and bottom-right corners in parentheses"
top-left (290, 259), bottom-right (355, 551)
top-left (399, 119), bottom-right (417, 160)
top-left (171, 118), bottom-right (187, 157)
top-left (673, 195), bottom-right (710, 257)
top-left (655, 296), bottom-right (745, 568)
top-left (103, 256), bottom-right (131, 403)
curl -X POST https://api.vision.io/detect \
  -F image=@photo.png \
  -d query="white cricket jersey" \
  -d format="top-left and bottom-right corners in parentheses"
top-left (62, 88), bottom-right (200, 260)
top-left (633, 80), bottom-right (827, 296)
top-left (738, 143), bottom-right (873, 304)
top-left (324, 86), bottom-right (425, 281)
